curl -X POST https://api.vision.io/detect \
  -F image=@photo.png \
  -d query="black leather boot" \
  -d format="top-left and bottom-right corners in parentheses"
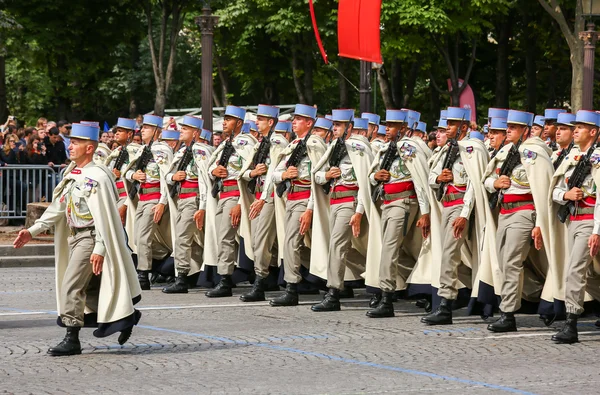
top-left (366, 292), bottom-right (395, 318)
top-left (552, 313), bottom-right (579, 344)
top-left (369, 293), bottom-right (382, 308)
top-left (162, 273), bottom-right (189, 294)
top-left (421, 297), bottom-right (453, 325)
top-left (270, 283), bottom-right (299, 306)
top-left (205, 275), bottom-right (233, 297)
top-left (48, 327), bottom-right (82, 356)
top-left (487, 312), bottom-right (517, 332)
top-left (240, 276), bottom-right (266, 302)
top-left (137, 271), bottom-right (151, 290)
top-left (311, 288), bottom-right (341, 312)
top-left (338, 287), bottom-right (354, 299)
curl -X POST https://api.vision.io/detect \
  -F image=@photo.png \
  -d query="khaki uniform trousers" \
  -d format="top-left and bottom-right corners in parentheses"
top-left (379, 199), bottom-right (419, 292)
top-left (134, 199), bottom-right (159, 271)
top-left (251, 199), bottom-right (277, 279)
top-left (61, 229), bottom-right (101, 327)
top-left (173, 197), bottom-right (203, 275)
top-left (215, 196), bottom-right (239, 275)
top-left (283, 198), bottom-right (311, 283)
top-left (327, 201), bottom-right (366, 290)
top-left (565, 220), bottom-right (594, 315)
top-left (438, 204), bottom-right (469, 300)
top-left (496, 210), bottom-right (535, 313)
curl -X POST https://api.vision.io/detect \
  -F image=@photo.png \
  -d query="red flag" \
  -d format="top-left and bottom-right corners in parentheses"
top-left (447, 79), bottom-right (477, 125)
top-left (309, 0), bottom-right (328, 64)
top-left (337, 0), bottom-right (382, 63)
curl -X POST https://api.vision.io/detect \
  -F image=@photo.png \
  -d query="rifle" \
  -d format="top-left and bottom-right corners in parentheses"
top-left (557, 134), bottom-right (600, 223)
top-left (435, 116), bottom-right (465, 202)
top-left (491, 137), bottom-right (506, 159)
top-left (275, 125), bottom-right (315, 198)
top-left (321, 122), bottom-right (352, 194)
top-left (169, 139), bottom-right (196, 199)
top-left (371, 128), bottom-right (403, 203)
top-left (113, 136), bottom-right (131, 173)
top-left (553, 140), bottom-right (574, 171)
top-left (128, 127), bottom-right (159, 200)
top-left (211, 132), bottom-right (235, 198)
top-left (247, 122), bottom-right (276, 194)
top-left (488, 130), bottom-right (528, 210)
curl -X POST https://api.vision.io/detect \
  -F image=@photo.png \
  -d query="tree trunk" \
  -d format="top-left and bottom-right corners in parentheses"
top-left (403, 61), bottom-right (420, 107)
top-left (570, 42), bottom-right (584, 112)
top-left (215, 56), bottom-right (229, 107)
top-left (495, 19), bottom-right (511, 108)
top-left (154, 87), bottom-right (166, 116)
top-left (391, 59), bottom-right (402, 107)
top-left (376, 65), bottom-right (395, 109)
top-left (338, 58), bottom-right (349, 108)
top-left (430, 83), bottom-right (441, 124)
top-left (0, 55), bottom-right (7, 124)
top-left (523, 12), bottom-right (537, 113)
top-left (290, 48), bottom-right (307, 104)
top-left (129, 97), bottom-right (138, 118)
top-left (303, 50), bottom-right (314, 105)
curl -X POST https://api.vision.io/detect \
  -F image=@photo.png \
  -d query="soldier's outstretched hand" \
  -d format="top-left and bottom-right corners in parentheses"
top-left (249, 199), bottom-right (266, 220)
top-left (588, 234), bottom-right (600, 257)
top-left (90, 254), bottom-right (104, 275)
top-left (531, 227), bottom-right (543, 251)
top-left (452, 216), bottom-right (467, 239)
top-left (416, 214), bottom-right (431, 239)
top-left (349, 213), bottom-right (362, 238)
top-left (299, 209), bottom-right (313, 235)
top-left (194, 209), bottom-right (205, 231)
top-left (13, 229), bottom-right (32, 249)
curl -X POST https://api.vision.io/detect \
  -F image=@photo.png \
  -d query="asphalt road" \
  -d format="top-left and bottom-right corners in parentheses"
top-left (1, 267), bottom-right (599, 394)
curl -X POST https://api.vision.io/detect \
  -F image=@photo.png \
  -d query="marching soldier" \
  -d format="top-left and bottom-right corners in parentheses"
top-left (532, 115), bottom-right (545, 138)
top-left (264, 104), bottom-right (327, 306)
top-left (362, 112), bottom-right (381, 141)
top-left (543, 109), bottom-right (566, 150)
top-left (239, 104), bottom-right (281, 302)
top-left (550, 110), bottom-right (600, 343)
top-left (483, 110), bottom-right (553, 332)
top-left (162, 115), bottom-right (207, 294)
top-left (161, 129), bottom-right (180, 151)
top-left (551, 112), bottom-right (575, 168)
top-left (205, 105), bottom-right (258, 297)
top-left (105, 118), bottom-right (140, 225)
top-left (313, 117), bottom-right (333, 142)
top-left (310, 110), bottom-right (374, 312)
top-left (94, 143), bottom-right (111, 165)
top-left (371, 125), bottom-right (387, 155)
top-left (365, 109), bottom-right (431, 317)
top-left (422, 107), bottom-right (487, 325)
top-left (488, 118), bottom-right (507, 156)
top-left (124, 114), bottom-right (173, 290)
top-left (13, 123), bottom-right (142, 356)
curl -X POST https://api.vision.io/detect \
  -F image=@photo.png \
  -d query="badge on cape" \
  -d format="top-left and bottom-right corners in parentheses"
top-left (238, 139), bottom-right (248, 147)
top-left (591, 153), bottom-right (600, 168)
top-left (155, 151), bottom-right (168, 165)
top-left (522, 149), bottom-right (537, 164)
top-left (466, 146), bottom-right (473, 154)
top-left (399, 142), bottom-right (416, 160)
top-left (351, 142), bottom-right (365, 156)
top-left (194, 148), bottom-right (207, 160)
top-left (83, 177), bottom-right (98, 195)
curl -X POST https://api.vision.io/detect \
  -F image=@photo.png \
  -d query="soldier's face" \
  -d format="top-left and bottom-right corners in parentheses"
top-left (68, 138), bottom-right (94, 162)
top-left (256, 116), bottom-right (273, 135)
top-left (556, 125), bottom-right (574, 146)
top-left (141, 125), bottom-right (156, 143)
top-left (385, 122), bottom-right (401, 141)
top-left (314, 128), bottom-right (328, 139)
top-left (222, 116), bottom-right (240, 134)
top-left (531, 125), bottom-right (543, 137)
top-left (292, 116), bottom-right (313, 134)
top-left (506, 124), bottom-right (527, 144)
top-left (436, 129), bottom-right (447, 147)
top-left (446, 120), bottom-right (465, 139)
top-left (543, 122), bottom-right (557, 139)
top-left (114, 128), bottom-right (130, 144)
top-left (488, 130), bottom-right (505, 149)
top-left (180, 125), bottom-right (196, 142)
top-left (574, 123), bottom-right (596, 145)
top-left (332, 121), bottom-right (350, 138)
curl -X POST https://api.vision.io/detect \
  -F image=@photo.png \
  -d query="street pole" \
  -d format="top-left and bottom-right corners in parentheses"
top-left (195, 3), bottom-right (219, 132)
top-left (580, 21), bottom-right (599, 111)
top-left (359, 60), bottom-right (372, 113)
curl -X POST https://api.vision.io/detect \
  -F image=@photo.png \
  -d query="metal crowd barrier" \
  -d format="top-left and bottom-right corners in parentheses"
top-left (0, 165), bottom-right (64, 219)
